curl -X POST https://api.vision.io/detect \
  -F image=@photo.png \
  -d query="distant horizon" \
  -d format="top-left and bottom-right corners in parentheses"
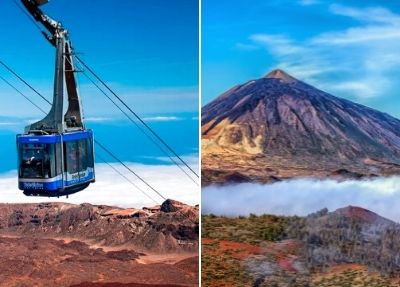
top-left (0, 116), bottom-right (198, 173)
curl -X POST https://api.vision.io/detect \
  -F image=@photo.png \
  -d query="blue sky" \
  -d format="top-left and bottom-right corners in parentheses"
top-left (0, 0), bottom-right (199, 171)
top-left (202, 0), bottom-right (400, 120)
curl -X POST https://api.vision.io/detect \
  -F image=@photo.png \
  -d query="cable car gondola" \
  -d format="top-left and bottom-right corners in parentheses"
top-left (17, 0), bottom-right (95, 196)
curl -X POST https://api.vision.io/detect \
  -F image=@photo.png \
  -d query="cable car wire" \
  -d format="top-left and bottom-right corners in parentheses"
top-left (0, 60), bottom-right (51, 105)
top-left (9, 5), bottom-right (198, 226)
top-left (0, 61), bottom-right (167, 204)
top-left (75, 56), bottom-right (199, 179)
top-left (10, 0), bottom-right (198, 182)
top-left (9, 4), bottom-right (199, 183)
top-left (94, 140), bottom-right (166, 201)
top-left (13, 0), bottom-right (44, 34)
top-left (0, 74), bottom-right (47, 114)
top-left (95, 153), bottom-right (159, 204)
top-left (79, 68), bottom-right (199, 186)
top-left (4, 63), bottom-right (197, 226)
top-left (12, 0), bottom-right (198, 180)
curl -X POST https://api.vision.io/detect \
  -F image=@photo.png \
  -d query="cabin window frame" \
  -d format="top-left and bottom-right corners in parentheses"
top-left (19, 143), bottom-right (55, 179)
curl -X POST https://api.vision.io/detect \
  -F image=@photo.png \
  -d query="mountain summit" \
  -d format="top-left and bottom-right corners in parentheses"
top-left (202, 69), bottom-right (400, 184)
top-left (264, 68), bottom-right (298, 83)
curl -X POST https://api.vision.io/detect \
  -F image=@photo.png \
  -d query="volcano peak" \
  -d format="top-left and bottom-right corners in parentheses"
top-left (265, 69), bottom-right (298, 83)
top-left (202, 67), bottom-right (400, 185)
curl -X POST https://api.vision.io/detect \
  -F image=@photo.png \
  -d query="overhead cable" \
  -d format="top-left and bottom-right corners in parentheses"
top-left (75, 56), bottom-right (199, 179)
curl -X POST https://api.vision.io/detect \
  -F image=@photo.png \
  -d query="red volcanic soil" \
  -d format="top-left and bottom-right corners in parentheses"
top-left (202, 239), bottom-right (262, 260)
top-left (277, 257), bottom-right (297, 273)
top-left (0, 201), bottom-right (199, 287)
top-left (0, 236), bottom-right (198, 287)
top-left (218, 240), bottom-right (263, 260)
top-left (264, 240), bottom-right (304, 273)
top-left (70, 284), bottom-right (183, 287)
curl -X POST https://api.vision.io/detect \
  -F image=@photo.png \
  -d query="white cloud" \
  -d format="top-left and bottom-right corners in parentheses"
top-left (330, 4), bottom-right (400, 24)
top-left (250, 34), bottom-right (303, 56)
top-left (151, 154), bottom-right (200, 166)
top-left (314, 4), bottom-right (400, 45)
top-left (26, 118), bottom-right (41, 124)
top-left (0, 161), bottom-right (199, 208)
top-left (313, 26), bottom-right (400, 45)
top-left (298, 0), bottom-right (321, 6)
top-left (0, 82), bottom-right (198, 118)
top-left (0, 119), bottom-right (22, 132)
top-left (202, 177), bottom-right (400, 222)
top-left (142, 116), bottom-right (183, 122)
top-left (244, 4), bottom-right (400, 101)
top-left (80, 85), bottom-right (198, 118)
top-left (0, 122), bottom-right (18, 126)
top-left (84, 117), bottom-right (113, 123)
top-left (333, 81), bottom-right (381, 99)
top-left (0, 114), bottom-right (193, 129)
top-left (235, 43), bottom-right (259, 51)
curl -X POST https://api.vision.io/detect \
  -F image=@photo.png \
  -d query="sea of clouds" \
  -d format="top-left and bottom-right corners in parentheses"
top-left (0, 161), bottom-right (199, 208)
top-left (202, 177), bottom-right (400, 222)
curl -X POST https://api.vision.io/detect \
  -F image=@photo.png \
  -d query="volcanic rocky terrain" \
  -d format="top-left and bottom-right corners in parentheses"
top-left (0, 199), bottom-right (198, 287)
top-left (202, 69), bottom-right (400, 184)
top-left (202, 206), bottom-right (400, 286)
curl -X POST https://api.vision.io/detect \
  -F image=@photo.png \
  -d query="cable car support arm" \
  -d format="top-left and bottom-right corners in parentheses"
top-left (21, 0), bottom-right (84, 134)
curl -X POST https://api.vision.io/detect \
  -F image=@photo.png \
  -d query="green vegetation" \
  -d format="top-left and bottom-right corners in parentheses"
top-left (201, 214), bottom-right (287, 286)
top-left (202, 213), bottom-right (400, 286)
top-left (202, 214), bottom-right (288, 244)
top-left (202, 213), bottom-right (292, 286)
top-left (312, 269), bottom-right (399, 287)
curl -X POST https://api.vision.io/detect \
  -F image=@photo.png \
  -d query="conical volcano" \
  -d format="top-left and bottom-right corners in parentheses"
top-left (202, 69), bottom-right (400, 184)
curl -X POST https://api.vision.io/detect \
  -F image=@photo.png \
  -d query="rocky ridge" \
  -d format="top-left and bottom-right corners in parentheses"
top-left (0, 199), bottom-right (199, 253)
top-left (0, 199), bottom-right (199, 287)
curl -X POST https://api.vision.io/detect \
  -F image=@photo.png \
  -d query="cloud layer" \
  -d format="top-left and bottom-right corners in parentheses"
top-left (202, 177), bottom-right (400, 222)
top-left (0, 162), bottom-right (199, 208)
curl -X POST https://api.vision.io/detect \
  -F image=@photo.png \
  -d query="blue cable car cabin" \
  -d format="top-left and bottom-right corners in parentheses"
top-left (17, 130), bottom-right (95, 196)
top-left (17, 0), bottom-right (97, 196)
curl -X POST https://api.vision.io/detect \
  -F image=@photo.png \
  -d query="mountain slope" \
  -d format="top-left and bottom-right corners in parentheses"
top-left (291, 206), bottom-right (400, 276)
top-left (202, 69), bottom-right (400, 184)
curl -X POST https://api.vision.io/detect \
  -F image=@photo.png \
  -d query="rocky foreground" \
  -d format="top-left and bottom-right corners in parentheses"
top-left (202, 206), bottom-right (400, 286)
top-left (0, 199), bottom-right (199, 287)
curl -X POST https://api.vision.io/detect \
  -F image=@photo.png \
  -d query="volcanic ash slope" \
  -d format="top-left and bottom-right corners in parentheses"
top-left (202, 69), bottom-right (400, 184)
